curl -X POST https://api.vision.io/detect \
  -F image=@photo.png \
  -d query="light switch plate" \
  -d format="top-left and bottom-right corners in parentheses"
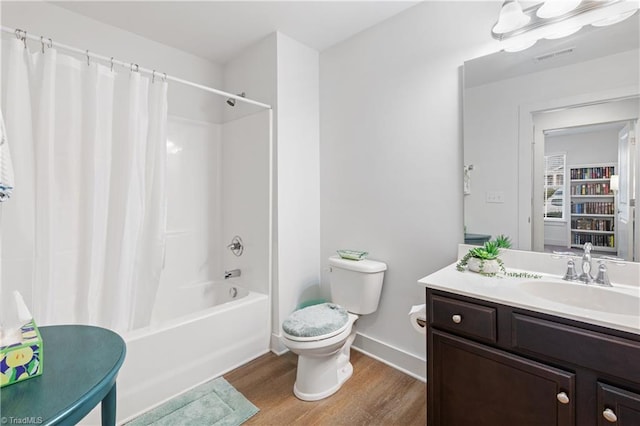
top-left (486, 191), bottom-right (505, 203)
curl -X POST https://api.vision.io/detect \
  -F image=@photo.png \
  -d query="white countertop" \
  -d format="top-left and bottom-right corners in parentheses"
top-left (418, 262), bottom-right (640, 336)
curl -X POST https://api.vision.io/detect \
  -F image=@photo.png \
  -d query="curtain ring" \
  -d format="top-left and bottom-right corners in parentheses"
top-left (130, 63), bottom-right (139, 73)
top-left (47, 38), bottom-right (53, 49)
top-left (152, 70), bottom-right (156, 83)
top-left (41, 36), bottom-right (45, 54)
top-left (110, 57), bottom-right (114, 72)
top-left (86, 49), bottom-right (90, 66)
top-left (15, 29), bottom-right (27, 49)
top-left (163, 72), bottom-right (167, 82)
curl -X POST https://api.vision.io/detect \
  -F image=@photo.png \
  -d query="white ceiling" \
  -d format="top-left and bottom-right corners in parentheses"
top-left (53, 1), bottom-right (420, 64)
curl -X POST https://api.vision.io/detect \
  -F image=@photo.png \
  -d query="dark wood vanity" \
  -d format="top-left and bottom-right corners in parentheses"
top-left (426, 288), bottom-right (640, 426)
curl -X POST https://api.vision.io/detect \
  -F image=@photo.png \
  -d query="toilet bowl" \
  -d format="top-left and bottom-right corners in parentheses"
top-left (281, 256), bottom-right (387, 401)
top-left (282, 306), bottom-right (358, 401)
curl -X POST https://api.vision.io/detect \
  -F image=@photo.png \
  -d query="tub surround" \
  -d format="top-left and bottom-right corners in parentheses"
top-left (420, 245), bottom-right (640, 425)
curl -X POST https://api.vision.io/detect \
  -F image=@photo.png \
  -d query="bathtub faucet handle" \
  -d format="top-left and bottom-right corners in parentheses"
top-left (227, 236), bottom-right (244, 257)
top-left (224, 269), bottom-right (241, 279)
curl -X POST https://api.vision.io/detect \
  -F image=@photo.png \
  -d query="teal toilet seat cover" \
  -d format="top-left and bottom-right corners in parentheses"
top-left (283, 303), bottom-right (349, 338)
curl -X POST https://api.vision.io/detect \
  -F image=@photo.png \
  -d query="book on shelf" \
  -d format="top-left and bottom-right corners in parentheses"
top-left (571, 218), bottom-right (614, 231)
top-left (571, 201), bottom-right (615, 215)
top-left (571, 182), bottom-right (610, 195)
top-left (570, 166), bottom-right (615, 180)
top-left (572, 233), bottom-right (615, 248)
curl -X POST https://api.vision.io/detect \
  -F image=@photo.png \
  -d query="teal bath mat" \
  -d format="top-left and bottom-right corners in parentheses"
top-left (127, 377), bottom-right (259, 426)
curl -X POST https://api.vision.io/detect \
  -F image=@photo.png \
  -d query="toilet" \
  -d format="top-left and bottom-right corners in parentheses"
top-left (281, 255), bottom-right (387, 401)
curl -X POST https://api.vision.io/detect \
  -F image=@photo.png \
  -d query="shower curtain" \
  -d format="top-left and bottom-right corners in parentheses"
top-left (0, 38), bottom-right (167, 332)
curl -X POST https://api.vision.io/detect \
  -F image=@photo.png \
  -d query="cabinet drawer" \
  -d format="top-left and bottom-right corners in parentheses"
top-left (429, 294), bottom-right (497, 342)
top-left (512, 314), bottom-right (640, 382)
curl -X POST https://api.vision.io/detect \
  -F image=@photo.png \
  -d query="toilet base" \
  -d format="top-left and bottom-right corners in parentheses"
top-left (293, 360), bottom-right (353, 401)
top-left (292, 330), bottom-right (356, 401)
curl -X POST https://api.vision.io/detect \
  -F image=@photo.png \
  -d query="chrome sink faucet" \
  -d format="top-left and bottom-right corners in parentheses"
top-left (594, 261), bottom-right (613, 287)
top-left (562, 258), bottom-right (579, 281)
top-left (560, 245), bottom-right (614, 287)
top-left (578, 242), bottom-right (594, 284)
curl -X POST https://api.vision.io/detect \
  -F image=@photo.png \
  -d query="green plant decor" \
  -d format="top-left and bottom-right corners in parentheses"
top-left (456, 235), bottom-right (540, 278)
top-left (456, 241), bottom-right (506, 276)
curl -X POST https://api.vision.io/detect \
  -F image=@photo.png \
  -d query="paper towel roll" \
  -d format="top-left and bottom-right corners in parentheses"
top-left (409, 304), bottom-right (427, 335)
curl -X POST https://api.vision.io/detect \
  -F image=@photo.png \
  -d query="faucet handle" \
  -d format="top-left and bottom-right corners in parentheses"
top-left (595, 261), bottom-right (613, 287)
top-left (563, 259), bottom-right (579, 281)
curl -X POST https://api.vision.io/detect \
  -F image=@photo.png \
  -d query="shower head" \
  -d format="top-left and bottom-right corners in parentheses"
top-left (226, 92), bottom-right (246, 107)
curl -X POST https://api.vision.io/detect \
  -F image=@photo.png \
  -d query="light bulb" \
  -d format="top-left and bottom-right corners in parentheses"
top-left (493, 0), bottom-right (531, 34)
top-left (537, 0), bottom-right (582, 19)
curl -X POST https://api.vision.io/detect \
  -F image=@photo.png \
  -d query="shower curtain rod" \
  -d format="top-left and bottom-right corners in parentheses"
top-left (1, 26), bottom-right (272, 110)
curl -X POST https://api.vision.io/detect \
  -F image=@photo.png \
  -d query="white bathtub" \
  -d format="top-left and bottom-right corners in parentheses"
top-left (81, 281), bottom-right (270, 425)
top-left (149, 279), bottom-right (252, 325)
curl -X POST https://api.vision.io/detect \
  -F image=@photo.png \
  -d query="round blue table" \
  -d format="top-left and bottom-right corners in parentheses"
top-left (1, 325), bottom-right (126, 426)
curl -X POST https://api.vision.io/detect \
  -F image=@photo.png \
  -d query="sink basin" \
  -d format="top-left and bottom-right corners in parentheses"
top-left (519, 281), bottom-right (640, 316)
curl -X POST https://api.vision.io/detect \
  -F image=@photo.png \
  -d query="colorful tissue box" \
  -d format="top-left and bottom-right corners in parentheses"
top-left (0, 320), bottom-right (43, 387)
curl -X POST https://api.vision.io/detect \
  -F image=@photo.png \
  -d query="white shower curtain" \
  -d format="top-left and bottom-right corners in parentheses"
top-left (0, 38), bottom-right (167, 332)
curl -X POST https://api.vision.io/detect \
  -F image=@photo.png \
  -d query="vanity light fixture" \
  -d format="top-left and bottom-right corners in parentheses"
top-left (493, 0), bottom-right (531, 34)
top-left (536, 0), bottom-right (582, 19)
top-left (493, 0), bottom-right (640, 52)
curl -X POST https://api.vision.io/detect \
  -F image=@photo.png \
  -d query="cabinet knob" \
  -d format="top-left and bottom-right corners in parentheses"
top-left (602, 408), bottom-right (618, 423)
top-left (556, 392), bottom-right (570, 404)
top-left (451, 314), bottom-right (462, 324)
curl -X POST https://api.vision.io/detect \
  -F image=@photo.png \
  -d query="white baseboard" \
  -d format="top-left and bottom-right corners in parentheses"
top-left (271, 331), bottom-right (426, 382)
top-left (352, 332), bottom-right (426, 382)
top-left (270, 332), bottom-right (288, 355)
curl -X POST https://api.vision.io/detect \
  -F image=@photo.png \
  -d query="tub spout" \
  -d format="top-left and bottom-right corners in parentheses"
top-left (224, 269), bottom-right (241, 279)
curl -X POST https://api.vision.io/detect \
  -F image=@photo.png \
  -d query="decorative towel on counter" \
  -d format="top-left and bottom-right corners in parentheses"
top-left (0, 110), bottom-right (15, 202)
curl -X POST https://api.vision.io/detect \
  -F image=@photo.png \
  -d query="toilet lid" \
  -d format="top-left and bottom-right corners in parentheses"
top-left (282, 303), bottom-right (349, 341)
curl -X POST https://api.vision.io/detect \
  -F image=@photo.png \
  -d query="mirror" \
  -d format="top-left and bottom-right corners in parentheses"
top-left (463, 14), bottom-right (640, 262)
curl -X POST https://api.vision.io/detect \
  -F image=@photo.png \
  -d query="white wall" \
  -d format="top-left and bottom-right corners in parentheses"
top-left (221, 33), bottom-right (276, 300)
top-left (222, 34), bottom-right (277, 123)
top-left (221, 32), bottom-right (321, 351)
top-left (273, 33), bottom-right (320, 347)
top-left (0, 1), bottom-right (223, 123)
top-left (547, 129), bottom-right (619, 167)
top-left (320, 1), bottom-right (497, 378)
top-left (464, 49), bottom-right (640, 249)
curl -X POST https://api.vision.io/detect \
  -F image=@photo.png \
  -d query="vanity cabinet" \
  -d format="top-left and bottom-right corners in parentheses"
top-left (426, 289), bottom-right (640, 426)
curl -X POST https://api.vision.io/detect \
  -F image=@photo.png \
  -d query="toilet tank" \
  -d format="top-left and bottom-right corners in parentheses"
top-left (328, 255), bottom-right (387, 315)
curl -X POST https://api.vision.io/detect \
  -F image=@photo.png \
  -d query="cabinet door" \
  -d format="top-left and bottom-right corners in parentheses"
top-left (598, 382), bottom-right (640, 425)
top-left (429, 330), bottom-right (575, 426)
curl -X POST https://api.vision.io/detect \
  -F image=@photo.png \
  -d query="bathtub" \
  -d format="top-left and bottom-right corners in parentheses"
top-left (81, 281), bottom-right (270, 425)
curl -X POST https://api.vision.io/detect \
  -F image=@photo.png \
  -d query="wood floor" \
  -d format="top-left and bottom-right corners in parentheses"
top-left (224, 350), bottom-right (427, 425)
